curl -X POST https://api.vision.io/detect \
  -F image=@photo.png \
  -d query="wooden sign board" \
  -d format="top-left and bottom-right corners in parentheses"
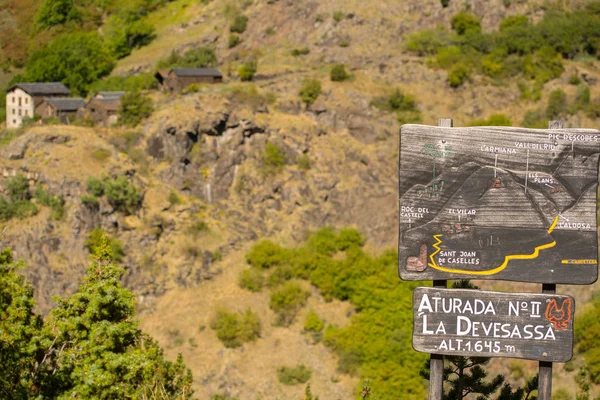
top-left (398, 125), bottom-right (600, 284)
top-left (412, 287), bottom-right (575, 362)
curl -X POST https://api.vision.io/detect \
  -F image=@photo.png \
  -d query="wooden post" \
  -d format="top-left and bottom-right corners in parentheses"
top-left (538, 120), bottom-right (562, 400)
top-left (429, 118), bottom-right (453, 400)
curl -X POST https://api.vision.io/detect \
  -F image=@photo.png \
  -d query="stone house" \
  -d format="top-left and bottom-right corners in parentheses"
top-left (79, 91), bottom-right (124, 126)
top-left (155, 68), bottom-right (223, 93)
top-left (35, 98), bottom-right (85, 124)
top-left (6, 82), bottom-right (70, 128)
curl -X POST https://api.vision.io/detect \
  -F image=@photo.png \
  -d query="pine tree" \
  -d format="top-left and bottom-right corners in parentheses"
top-left (37, 236), bottom-right (193, 398)
top-left (0, 248), bottom-right (43, 398)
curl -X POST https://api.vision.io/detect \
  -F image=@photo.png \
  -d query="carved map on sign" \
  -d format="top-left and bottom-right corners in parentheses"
top-left (399, 125), bottom-right (600, 284)
top-left (412, 287), bottom-right (575, 362)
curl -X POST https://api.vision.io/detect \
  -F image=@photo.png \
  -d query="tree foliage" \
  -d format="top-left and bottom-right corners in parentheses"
top-left (25, 32), bottom-right (115, 95)
top-left (35, 0), bottom-right (79, 29)
top-left (211, 308), bottom-right (261, 348)
top-left (38, 237), bottom-right (193, 398)
top-left (119, 90), bottom-right (154, 127)
top-left (0, 248), bottom-right (43, 399)
top-left (299, 79), bottom-right (322, 106)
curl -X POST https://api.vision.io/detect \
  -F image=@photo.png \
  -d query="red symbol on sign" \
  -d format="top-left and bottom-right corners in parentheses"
top-left (545, 298), bottom-right (572, 331)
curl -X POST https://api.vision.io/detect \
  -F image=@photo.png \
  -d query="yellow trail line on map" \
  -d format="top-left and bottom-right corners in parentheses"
top-left (427, 215), bottom-right (559, 276)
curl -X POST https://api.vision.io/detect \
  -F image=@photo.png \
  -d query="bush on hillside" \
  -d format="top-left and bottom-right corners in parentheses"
top-left (239, 60), bottom-right (257, 81)
top-left (521, 109), bottom-right (547, 128)
top-left (291, 47), bottom-right (310, 56)
top-left (261, 142), bottom-right (286, 175)
top-left (468, 114), bottom-right (512, 126)
top-left (104, 176), bottom-right (141, 215)
top-left (330, 64), bottom-right (349, 81)
top-left (270, 281), bottom-right (309, 326)
top-left (299, 79), bottom-right (322, 106)
top-left (105, 17), bottom-right (156, 59)
top-left (230, 15), bottom-right (248, 33)
top-left (33, 186), bottom-right (65, 219)
top-left (211, 308), bottom-right (261, 348)
top-left (277, 365), bottom-right (312, 385)
top-left (546, 89), bottom-right (567, 119)
top-left (119, 91), bottom-right (153, 127)
top-left (451, 11), bottom-right (481, 35)
top-left (303, 310), bottom-right (324, 333)
top-left (228, 34), bottom-right (241, 48)
top-left (238, 268), bottom-right (264, 292)
top-left (448, 63), bottom-right (470, 87)
top-left (246, 240), bottom-right (289, 269)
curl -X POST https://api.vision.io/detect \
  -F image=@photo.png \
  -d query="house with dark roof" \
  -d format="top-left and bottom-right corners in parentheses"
top-left (155, 68), bottom-right (223, 93)
top-left (35, 98), bottom-right (85, 124)
top-left (6, 82), bottom-right (70, 128)
top-left (79, 91), bottom-right (125, 126)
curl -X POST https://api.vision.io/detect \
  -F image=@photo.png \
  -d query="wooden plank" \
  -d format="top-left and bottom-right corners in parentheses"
top-left (428, 118), bottom-right (453, 400)
top-left (412, 287), bottom-right (575, 362)
top-left (398, 124), bottom-right (600, 284)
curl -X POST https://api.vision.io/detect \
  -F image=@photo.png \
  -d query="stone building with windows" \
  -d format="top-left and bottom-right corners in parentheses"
top-left (6, 82), bottom-right (70, 128)
top-left (36, 98), bottom-right (85, 124)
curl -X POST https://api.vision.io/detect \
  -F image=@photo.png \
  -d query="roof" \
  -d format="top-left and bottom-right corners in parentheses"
top-left (170, 68), bottom-right (222, 78)
top-left (43, 97), bottom-right (86, 111)
top-left (88, 97), bottom-right (121, 112)
top-left (8, 82), bottom-right (70, 96)
top-left (95, 91), bottom-right (125, 99)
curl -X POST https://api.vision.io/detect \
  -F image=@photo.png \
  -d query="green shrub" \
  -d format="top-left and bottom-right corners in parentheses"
top-left (340, 40), bottom-right (350, 48)
top-left (265, 27), bottom-right (275, 35)
top-left (576, 85), bottom-right (591, 109)
top-left (119, 91), bottom-right (153, 127)
top-left (303, 310), bottom-right (324, 332)
top-left (291, 47), bottom-right (310, 56)
top-left (330, 64), bottom-right (349, 82)
top-left (261, 142), bottom-right (286, 175)
top-left (211, 308), bottom-right (261, 348)
top-left (188, 220), bottom-right (209, 238)
top-left (299, 79), bottom-right (322, 106)
top-left (405, 29), bottom-right (453, 56)
top-left (397, 110), bottom-right (423, 125)
top-left (499, 15), bottom-right (529, 31)
top-left (168, 190), bottom-right (182, 205)
top-left (270, 281), bottom-right (309, 326)
top-left (0, 198), bottom-right (37, 221)
top-left (434, 46), bottom-right (462, 69)
top-left (86, 177), bottom-right (105, 197)
top-left (182, 83), bottom-right (201, 94)
top-left (33, 186), bottom-right (65, 219)
top-left (239, 60), bottom-right (257, 81)
top-left (238, 268), bottom-right (264, 292)
top-left (85, 228), bottom-right (125, 262)
top-left (522, 109), bottom-right (547, 128)
top-left (451, 11), bottom-right (481, 35)
top-left (35, 0), bottom-right (78, 29)
top-left (7, 175), bottom-right (30, 202)
top-left (587, 99), bottom-right (600, 119)
top-left (297, 154), bottom-right (311, 170)
top-left (570, 74), bottom-right (582, 85)
top-left (468, 114), bottom-right (512, 126)
top-left (104, 176), bottom-right (141, 215)
top-left (267, 264), bottom-right (294, 288)
top-left (246, 240), bottom-right (289, 269)
top-left (448, 63), bottom-right (470, 87)
top-left (546, 89), bottom-right (567, 119)
top-left (441, 0), bottom-right (449, 7)
top-left (277, 365), bottom-right (312, 385)
top-left (230, 15), bottom-right (248, 33)
top-left (91, 148), bottom-right (111, 162)
top-left (228, 34), bottom-right (241, 48)
top-left (81, 194), bottom-right (99, 208)
top-left (332, 11), bottom-right (344, 22)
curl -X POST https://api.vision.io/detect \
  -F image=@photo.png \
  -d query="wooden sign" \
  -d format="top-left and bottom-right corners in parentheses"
top-left (412, 287), bottom-right (575, 362)
top-left (398, 125), bottom-right (600, 284)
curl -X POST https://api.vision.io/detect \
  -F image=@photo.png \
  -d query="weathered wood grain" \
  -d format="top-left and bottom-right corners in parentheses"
top-left (412, 287), bottom-right (575, 362)
top-left (398, 124), bottom-right (600, 284)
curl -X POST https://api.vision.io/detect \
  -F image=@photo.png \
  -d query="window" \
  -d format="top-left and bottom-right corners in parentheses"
top-left (25, 97), bottom-right (28, 104)
top-left (12, 109), bottom-right (15, 115)
top-left (13, 120), bottom-right (16, 124)
top-left (12, 97), bottom-right (15, 104)
top-left (24, 110), bottom-right (28, 116)
top-left (18, 97), bottom-right (21, 106)
top-left (18, 109), bottom-right (21, 116)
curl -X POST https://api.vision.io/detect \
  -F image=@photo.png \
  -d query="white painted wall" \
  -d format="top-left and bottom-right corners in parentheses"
top-left (6, 88), bottom-right (35, 129)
